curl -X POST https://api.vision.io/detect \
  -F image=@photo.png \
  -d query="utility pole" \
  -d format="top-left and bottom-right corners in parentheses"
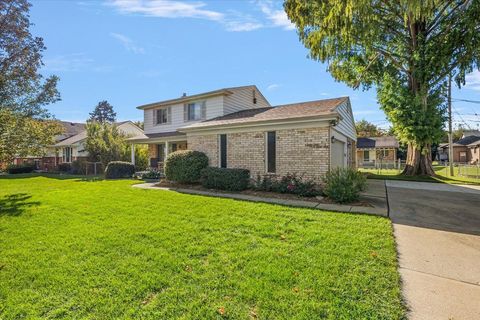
top-left (448, 74), bottom-right (454, 176)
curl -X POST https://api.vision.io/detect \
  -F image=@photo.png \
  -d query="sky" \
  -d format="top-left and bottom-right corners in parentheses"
top-left (30, 0), bottom-right (480, 130)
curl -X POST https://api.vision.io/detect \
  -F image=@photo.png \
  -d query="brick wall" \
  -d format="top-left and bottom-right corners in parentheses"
top-left (187, 135), bottom-right (219, 167)
top-left (187, 127), bottom-right (331, 183)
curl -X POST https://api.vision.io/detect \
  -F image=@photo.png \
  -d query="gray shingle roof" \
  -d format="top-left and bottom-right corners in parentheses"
top-left (357, 136), bottom-right (399, 148)
top-left (180, 97), bottom-right (347, 130)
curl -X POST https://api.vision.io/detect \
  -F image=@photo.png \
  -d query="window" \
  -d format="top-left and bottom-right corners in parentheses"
top-left (171, 143), bottom-right (178, 153)
top-left (266, 131), bottom-right (276, 173)
top-left (155, 107), bottom-right (169, 125)
top-left (62, 147), bottom-right (72, 163)
top-left (380, 149), bottom-right (389, 158)
top-left (219, 134), bottom-right (227, 168)
top-left (363, 150), bottom-right (369, 161)
top-left (185, 101), bottom-right (205, 121)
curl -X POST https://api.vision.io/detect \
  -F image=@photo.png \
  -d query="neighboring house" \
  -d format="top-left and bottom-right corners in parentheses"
top-left (14, 121), bottom-right (143, 170)
top-left (356, 136), bottom-right (399, 168)
top-left (13, 121), bottom-right (86, 170)
top-left (438, 130), bottom-right (480, 164)
top-left (128, 85), bottom-right (357, 183)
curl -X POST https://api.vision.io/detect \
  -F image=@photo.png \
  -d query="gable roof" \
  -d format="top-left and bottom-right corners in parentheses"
top-left (56, 121), bottom-right (86, 142)
top-left (137, 85), bottom-right (265, 110)
top-left (455, 135), bottom-right (480, 146)
top-left (179, 97), bottom-right (348, 131)
top-left (357, 136), bottom-right (399, 149)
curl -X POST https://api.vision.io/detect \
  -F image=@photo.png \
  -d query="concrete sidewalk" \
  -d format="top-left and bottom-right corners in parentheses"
top-left (387, 180), bottom-right (480, 320)
top-left (132, 181), bottom-right (388, 216)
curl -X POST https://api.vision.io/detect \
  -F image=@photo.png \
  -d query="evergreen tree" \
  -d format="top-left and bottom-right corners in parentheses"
top-left (89, 101), bottom-right (116, 123)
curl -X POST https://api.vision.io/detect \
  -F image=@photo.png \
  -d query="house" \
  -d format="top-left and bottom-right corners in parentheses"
top-left (13, 121), bottom-right (85, 170)
top-left (356, 136), bottom-right (399, 168)
top-left (128, 85), bottom-right (356, 183)
top-left (13, 121), bottom-right (143, 170)
top-left (438, 130), bottom-right (480, 164)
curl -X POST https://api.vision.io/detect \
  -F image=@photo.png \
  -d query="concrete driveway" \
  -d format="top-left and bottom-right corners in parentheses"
top-left (386, 180), bottom-right (480, 320)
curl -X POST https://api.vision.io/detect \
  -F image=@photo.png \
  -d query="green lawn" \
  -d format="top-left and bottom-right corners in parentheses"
top-left (360, 165), bottom-right (480, 185)
top-left (0, 175), bottom-right (405, 319)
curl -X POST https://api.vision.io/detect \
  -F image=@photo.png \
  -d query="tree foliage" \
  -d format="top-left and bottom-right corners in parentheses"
top-left (84, 121), bottom-right (126, 167)
top-left (0, 0), bottom-right (62, 163)
top-left (285, 0), bottom-right (480, 175)
top-left (89, 100), bottom-right (116, 123)
top-left (355, 119), bottom-right (385, 137)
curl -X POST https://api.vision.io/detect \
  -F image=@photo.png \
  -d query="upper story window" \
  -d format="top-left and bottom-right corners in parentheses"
top-left (154, 107), bottom-right (170, 125)
top-left (184, 101), bottom-right (206, 121)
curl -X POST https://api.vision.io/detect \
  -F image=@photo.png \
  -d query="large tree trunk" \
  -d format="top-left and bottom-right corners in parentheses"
top-left (402, 143), bottom-right (435, 176)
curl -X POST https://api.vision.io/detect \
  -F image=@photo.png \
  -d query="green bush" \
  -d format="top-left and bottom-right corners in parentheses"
top-left (201, 167), bottom-right (250, 191)
top-left (105, 161), bottom-right (135, 179)
top-left (58, 163), bottom-right (72, 173)
top-left (322, 168), bottom-right (367, 203)
top-left (253, 173), bottom-right (320, 197)
top-left (141, 170), bottom-right (161, 180)
top-left (164, 150), bottom-right (208, 183)
top-left (7, 164), bottom-right (35, 174)
top-left (71, 159), bottom-right (87, 175)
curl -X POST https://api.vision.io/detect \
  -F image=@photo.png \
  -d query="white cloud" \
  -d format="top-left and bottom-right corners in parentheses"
top-left (267, 83), bottom-right (281, 91)
top-left (43, 53), bottom-right (94, 72)
top-left (108, 0), bottom-right (223, 21)
top-left (465, 70), bottom-right (480, 91)
top-left (257, 0), bottom-right (295, 30)
top-left (106, 0), bottom-right (294, 32)
top-left (110, 32), bottom-right (145, 54)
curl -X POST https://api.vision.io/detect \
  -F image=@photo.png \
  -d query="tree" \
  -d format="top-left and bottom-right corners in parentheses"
top-left (285, 0), bottom-right (480, 175)
top-left (0, 0), bottom-right (62, 163)
top-left (89, 100), bottom-right (116, 123)
top-left (84, 121), bottom-right (125, 167)
top-left (355, 119), bottom-right (385, 137)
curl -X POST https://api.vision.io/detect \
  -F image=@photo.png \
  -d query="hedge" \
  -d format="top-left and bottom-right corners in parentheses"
top-left (201, 167), bottom-right (250, 191)
top-left (58, 163), bottom-right (72, 173)
top-left (164, 150), bottom-right (208, 183)
top-left (6, 164), bottom-right (35, 174)
top-left (105, 161), bottom-right (135, 179)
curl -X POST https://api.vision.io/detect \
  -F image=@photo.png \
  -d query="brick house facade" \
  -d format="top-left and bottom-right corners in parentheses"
top-left (128, 85), bottom-right (357, 184)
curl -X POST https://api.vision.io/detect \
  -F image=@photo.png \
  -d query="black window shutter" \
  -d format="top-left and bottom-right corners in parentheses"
top-left (267, 131), bottom-right (276, 173)
top-left (220, 134), bottom-right (227, 168)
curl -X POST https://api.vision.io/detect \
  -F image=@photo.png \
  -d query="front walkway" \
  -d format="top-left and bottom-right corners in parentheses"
top-left (386, 180), bottom-right (480, 320)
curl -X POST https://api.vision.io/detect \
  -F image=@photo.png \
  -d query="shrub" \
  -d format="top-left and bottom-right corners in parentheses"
top-left (322, 168), bottom-right (367, 203)
top-left (253, 173), bottom-right (320, 197)
top-left (71, 159), bottom-right (87, 175)
top-left (141, 170), bottom-right (161, 180)
top-left (57, 163), bottom-right (72, 173)
top-left (201, 167), bottom-right (250, 191)
top-left (6, 164), bottom-right (35, 174)
top-left (164, 150), bottom-right (208, 183)
top-left (105, 161), bottom-right (135, 179)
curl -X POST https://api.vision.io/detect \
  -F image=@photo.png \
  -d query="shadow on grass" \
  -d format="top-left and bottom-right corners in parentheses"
top-left (0, 193), bottom-right (40, 217)
top-left (0, 173), bottom-right (103, 181)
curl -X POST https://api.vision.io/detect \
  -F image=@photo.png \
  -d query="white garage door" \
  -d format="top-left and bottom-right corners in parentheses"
top-left (331, 140), bottom-right (345, 169)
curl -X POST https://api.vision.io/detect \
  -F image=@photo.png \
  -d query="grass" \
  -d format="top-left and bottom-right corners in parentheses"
top-left (0, 175), bottom-right (405, 319)
top-left (360, 165), bottom-right (480, 185)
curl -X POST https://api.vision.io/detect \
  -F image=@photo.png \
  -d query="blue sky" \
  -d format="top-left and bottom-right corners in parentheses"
top-left (31, 0), bottom-right (480, 130)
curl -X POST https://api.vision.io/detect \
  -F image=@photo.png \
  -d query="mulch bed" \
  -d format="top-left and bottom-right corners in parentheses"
top-left (153, 180), bottom-right (372, 207)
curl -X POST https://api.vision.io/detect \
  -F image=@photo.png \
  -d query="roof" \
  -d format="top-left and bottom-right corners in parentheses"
top-left (56, 121), bottom-right (86, 142)
top-left (137, 85), bottom-right (259, 110)
top-left (357, 136), bottom-right (399, 149)
top-left (179, 97), bottom-right (348, 131)
top-left (455, 135), bottom-right (480, 146)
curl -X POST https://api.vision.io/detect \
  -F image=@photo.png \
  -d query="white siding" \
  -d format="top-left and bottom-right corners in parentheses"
top-left (223, 86), bottom-right (271, 115)
top-left (144, 95), bottom-right (224, 134)
top-left (333, 100), bottom-right (356, 140)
